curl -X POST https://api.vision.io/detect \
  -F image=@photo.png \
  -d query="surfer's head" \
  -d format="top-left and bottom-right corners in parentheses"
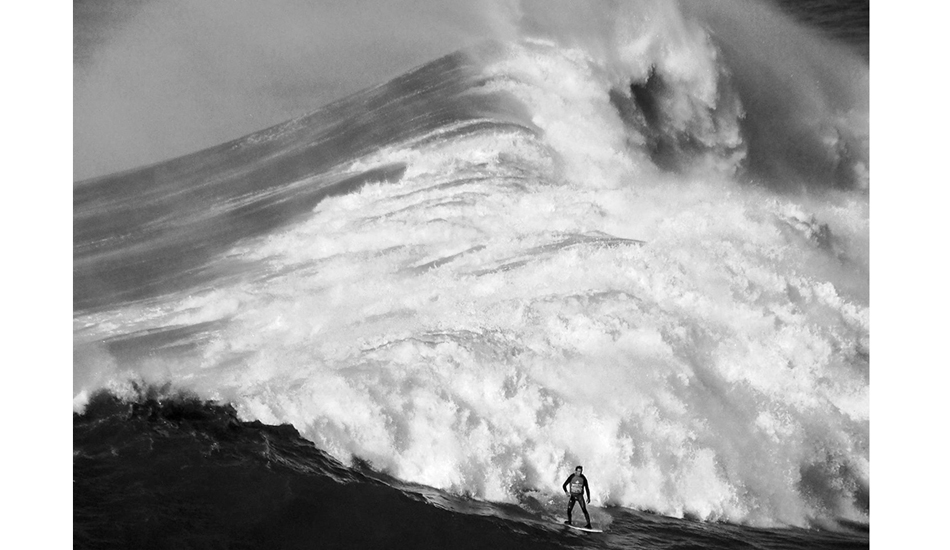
top-left (575, 465), bottom-right (583, 474)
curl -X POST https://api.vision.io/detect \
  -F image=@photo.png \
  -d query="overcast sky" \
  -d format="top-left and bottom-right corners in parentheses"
top-left (74, 0), bottom-right (511, 181)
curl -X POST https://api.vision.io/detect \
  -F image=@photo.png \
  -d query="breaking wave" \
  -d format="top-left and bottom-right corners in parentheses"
top-left (74, 0), bottom-right (869, 529)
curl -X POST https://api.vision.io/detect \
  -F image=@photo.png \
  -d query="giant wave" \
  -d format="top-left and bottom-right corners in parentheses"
top-left (74, 0), bottom-right (869, 529)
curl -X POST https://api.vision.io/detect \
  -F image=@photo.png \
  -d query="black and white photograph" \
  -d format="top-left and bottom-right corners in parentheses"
top-left (61, 0), bottom-right (891, 547)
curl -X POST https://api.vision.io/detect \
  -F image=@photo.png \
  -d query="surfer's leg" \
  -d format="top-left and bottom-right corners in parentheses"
top-left (578, 497), bottom-right (591, 527)
top-left (566, 497), bottom-right (575, 524)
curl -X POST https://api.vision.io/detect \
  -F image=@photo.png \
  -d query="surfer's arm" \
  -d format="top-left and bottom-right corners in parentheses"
top-left (584, 477), bottom-right (591, 500)
top-left (562, 476), bottom-right (571, 492)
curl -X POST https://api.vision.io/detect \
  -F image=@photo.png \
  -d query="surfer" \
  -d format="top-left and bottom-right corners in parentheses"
top-left (561, 465), bottom-right (592, 528)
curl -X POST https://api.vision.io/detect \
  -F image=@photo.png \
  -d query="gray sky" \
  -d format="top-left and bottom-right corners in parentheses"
top-left (74, 0), bottom-right (509, 181)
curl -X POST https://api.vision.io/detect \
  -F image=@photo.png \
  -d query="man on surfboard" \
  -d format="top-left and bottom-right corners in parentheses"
top-left (561, 465), bottom-right (592, 529)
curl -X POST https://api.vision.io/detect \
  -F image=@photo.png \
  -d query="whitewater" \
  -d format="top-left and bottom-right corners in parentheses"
top-left (73, 0), bottom-right (869, 534)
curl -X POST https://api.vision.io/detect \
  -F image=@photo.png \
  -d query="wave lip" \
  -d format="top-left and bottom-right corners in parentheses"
top-left (73, 49), bottom-right (535, 312)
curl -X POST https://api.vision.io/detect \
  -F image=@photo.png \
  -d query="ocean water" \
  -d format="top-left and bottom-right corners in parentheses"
top-left (74, 1), bottom-right (870, 548)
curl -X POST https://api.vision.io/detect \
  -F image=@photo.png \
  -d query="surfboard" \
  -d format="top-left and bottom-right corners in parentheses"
top-left (561, 521), bottom-right (603, 533)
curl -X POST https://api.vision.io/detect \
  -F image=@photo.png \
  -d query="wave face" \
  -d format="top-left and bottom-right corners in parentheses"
top-left (74, 0), bottom-right (869, 529)
top-left (74, 390), bottom-right (868, 549)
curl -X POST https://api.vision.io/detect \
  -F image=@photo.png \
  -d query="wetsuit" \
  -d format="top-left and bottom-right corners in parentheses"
top-left (561, 472), bottom-right (591, 527)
